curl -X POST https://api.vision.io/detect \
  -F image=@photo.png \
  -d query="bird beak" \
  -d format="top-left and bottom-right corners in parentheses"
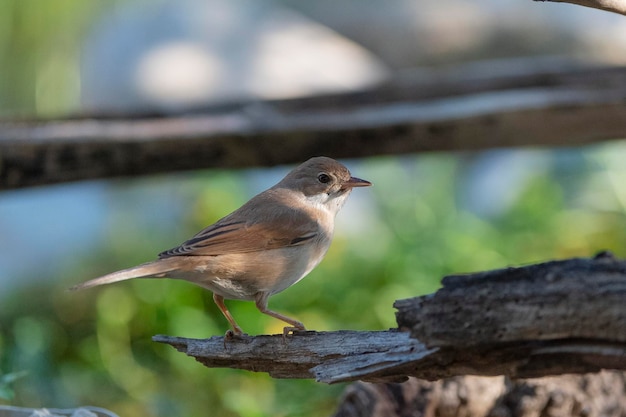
top-left (343, 176), bottom-right (372, 189)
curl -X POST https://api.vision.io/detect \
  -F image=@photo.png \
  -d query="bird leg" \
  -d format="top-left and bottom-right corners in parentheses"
top-left (254, 292), bottom-right (306, 337)
top-left (212, 293), bottom-right (244, 336)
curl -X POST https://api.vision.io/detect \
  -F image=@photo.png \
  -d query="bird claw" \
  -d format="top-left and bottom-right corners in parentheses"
top-left (281, 324), bottom-right (306, 343)
top-left (223, 328), bottom-right (245, 348)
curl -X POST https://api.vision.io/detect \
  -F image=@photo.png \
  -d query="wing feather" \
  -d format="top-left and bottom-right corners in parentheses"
top-left (158, 191), bottom-right (321, 258)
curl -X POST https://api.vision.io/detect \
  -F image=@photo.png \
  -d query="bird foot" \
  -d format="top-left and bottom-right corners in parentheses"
top-left (281, 325), bottom-right (306, 343)
top-left (223, 328), bottom-right (246, 348)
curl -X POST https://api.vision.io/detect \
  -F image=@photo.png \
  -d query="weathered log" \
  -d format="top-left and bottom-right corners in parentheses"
top-left (153, 253), bottom-right (626, 383)
top-left (395, 251), bottom-right (626, 345)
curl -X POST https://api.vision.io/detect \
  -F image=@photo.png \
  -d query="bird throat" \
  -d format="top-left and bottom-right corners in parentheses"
top-left (305, 190), bottom-right (350, 217)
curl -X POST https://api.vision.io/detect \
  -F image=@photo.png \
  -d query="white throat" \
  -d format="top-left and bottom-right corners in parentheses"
top-left (305, 191), bottom-right (351, 217)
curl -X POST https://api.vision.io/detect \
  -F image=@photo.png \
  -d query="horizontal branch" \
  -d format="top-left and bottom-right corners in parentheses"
top-left (153, 330), bottom-right (433, 383)
top-left (2, 59), bottom-right (626, 189)
top-left (154, 252), bottom-right (626, 383)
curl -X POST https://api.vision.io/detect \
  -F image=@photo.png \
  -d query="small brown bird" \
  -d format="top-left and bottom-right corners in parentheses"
top-left (72, 157), bottom-right (371, 336)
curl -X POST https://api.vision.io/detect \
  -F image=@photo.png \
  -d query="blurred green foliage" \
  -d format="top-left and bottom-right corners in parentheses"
top-left (0, 371), bottom-right (28, 401)
top-left (0, 0), bottom-right (109, 116)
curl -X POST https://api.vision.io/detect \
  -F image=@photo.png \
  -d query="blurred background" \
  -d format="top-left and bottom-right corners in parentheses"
top-left (2, 0), bottom-right (626, 416)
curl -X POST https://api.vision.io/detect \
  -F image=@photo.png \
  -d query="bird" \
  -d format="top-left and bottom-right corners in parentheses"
top-left (71, 156), bottom-right (371, 336)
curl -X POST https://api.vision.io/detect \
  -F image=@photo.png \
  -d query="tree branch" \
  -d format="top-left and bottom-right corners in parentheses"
top-left (153, 330), bottom-right (432, 383)
top-left (154, 252), bottom-right (626, 383)
top-left (534, 0), bottom-right (626, 16)
top-left (2, 59), bottom-right (626, 189)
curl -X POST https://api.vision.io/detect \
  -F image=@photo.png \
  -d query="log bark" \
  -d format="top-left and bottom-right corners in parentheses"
top-left (153, 252), bottom-right (626, 384)
top-left (395, 251), bottom-right (626, 346)
top-left (2, 59), bottom-right (626, 189)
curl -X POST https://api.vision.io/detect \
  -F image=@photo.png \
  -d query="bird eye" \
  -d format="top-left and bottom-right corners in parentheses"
top-left (317, 173), bottom-right (331, 184)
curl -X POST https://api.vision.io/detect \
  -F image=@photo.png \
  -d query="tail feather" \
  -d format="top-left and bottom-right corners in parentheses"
top-left (70, 260), bottom-right (177, 291)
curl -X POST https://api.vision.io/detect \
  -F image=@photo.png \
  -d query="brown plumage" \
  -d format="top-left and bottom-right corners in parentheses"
top-left (71, 156), bottom-right (371, 336)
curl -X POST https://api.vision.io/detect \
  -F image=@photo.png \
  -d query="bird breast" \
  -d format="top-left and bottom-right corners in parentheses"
top-left (172, 232), bottom-right (332, 301)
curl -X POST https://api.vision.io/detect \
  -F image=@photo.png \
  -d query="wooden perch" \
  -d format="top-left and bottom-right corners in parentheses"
top-left (154, 252), bottom-right (626, 383)
top-left (3, 59), bottom-right (626, 189)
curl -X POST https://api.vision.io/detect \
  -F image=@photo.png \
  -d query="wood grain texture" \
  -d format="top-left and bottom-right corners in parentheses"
top-left (395, 251), bottom-right (626, 345)
top-left (153, 330), bottom-right (435, 383)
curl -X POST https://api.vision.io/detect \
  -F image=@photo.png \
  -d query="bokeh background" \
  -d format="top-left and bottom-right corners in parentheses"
top-left (2, 1), bottom-right (626, 416)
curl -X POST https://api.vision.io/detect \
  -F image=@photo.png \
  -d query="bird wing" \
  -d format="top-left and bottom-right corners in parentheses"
top-left (158, 200), bottom-right (321, 258)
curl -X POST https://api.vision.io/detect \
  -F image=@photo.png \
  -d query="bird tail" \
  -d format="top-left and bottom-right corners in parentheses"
top-left (69, 259), bottom-right (178, 291)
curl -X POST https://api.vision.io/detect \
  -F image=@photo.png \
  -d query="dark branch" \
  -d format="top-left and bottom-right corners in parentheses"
top-left (3, 59), bottom-right (626, 189)
top-left (154, 252), bottom-right (626, 383)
